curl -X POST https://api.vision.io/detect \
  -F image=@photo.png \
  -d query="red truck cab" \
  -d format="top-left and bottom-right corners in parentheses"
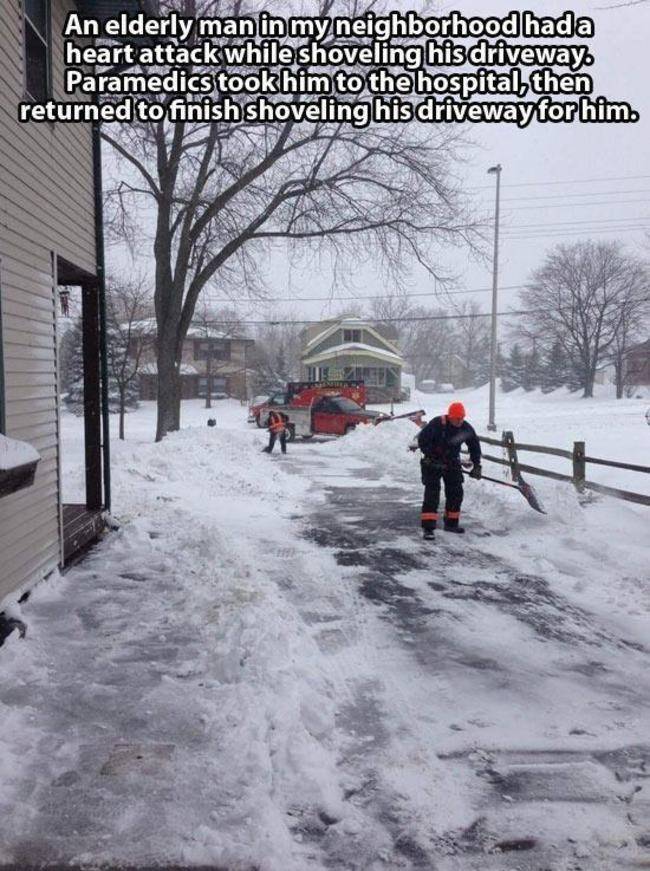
top-left (311, 395), bottom-right (380, 435)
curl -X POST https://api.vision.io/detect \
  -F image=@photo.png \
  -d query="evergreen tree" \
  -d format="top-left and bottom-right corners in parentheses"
top-left (60, 317), bottom-right (85, 415)
top-left (470, 342), bottom-right (491, 388)
top-left (522, 345), bottom-right (542, 391)
top-left (540, 340), bottom-right (569, 393)
top-left (502, 344), bottom-right (526, 392)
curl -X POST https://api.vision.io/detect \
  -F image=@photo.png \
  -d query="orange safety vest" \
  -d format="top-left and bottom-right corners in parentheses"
top-left (269, 411), bottom-right (286, 434)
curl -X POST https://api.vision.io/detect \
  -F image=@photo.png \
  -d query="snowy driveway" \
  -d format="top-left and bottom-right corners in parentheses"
top-left (1, 408), bottom-right (650, 870)
top-left (277, 438), bottom-right (650, 870)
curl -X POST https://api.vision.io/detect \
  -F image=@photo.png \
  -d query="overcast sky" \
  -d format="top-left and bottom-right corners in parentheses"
top-left (106, 0), bottom-right (650, 329)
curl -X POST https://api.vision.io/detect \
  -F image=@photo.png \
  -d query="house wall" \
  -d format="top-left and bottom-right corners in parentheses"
top-left (309, 327), bottom-right (397, 357)
top-left (301, 354), bottom-right (402, 388)
top-left (627, 346), bottom-right (650, 385)
top-left (0, 0), bottom-right (96, 600)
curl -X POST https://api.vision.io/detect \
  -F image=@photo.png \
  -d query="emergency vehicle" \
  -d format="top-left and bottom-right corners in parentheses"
top-left (250, 381), bottom-right (364, 424)
top-left (249, 381), bottom-right (378, 440)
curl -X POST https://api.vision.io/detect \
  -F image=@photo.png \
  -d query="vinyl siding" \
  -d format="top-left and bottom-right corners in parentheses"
top-left (309, 327), bottom-right (401, 358)
top-left (0, 0), bottom-right (97, 601)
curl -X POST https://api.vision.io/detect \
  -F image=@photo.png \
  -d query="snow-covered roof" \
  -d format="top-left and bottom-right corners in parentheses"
top-left (0, 434), bottom-right (40, 471)
top-left (303, 342), bottom-right (404, 366)
top-left (140, 363), bottom-right (199, 376)
top-left (304, 318), bottom-right (401, 355)
top-left (129, 319), bottom-right (251, 342)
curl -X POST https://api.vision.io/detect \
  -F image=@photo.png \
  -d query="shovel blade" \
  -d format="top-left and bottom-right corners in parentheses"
top-left (518, 478), bottom-right (546, 514)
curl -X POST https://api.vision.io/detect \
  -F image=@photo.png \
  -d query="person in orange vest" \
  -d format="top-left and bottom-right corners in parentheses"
top-left (414, 401), bottom-right (482, 540)
top-left (262, 408), bottom-right (289, 454)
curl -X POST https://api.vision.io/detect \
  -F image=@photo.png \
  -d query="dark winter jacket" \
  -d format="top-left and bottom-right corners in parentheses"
top-left (417, 415), bottom-right (481, 467)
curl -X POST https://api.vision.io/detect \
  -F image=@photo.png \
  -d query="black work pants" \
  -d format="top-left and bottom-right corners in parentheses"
top-left (420, 462), bottom-right (463, 529)
top-left (267, 430), bottom-right (287, 454)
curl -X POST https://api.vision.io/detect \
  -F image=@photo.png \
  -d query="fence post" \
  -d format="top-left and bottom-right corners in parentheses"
top-left (573, 441), bottom-right (586, 492)
top-left (503, 430), bottom-right (521, 483)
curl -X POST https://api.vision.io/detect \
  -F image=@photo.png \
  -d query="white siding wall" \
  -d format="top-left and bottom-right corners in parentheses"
top-left (0, 0), bottom-right (96, 600)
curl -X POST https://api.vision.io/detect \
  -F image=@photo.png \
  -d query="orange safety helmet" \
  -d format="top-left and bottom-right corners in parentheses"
top-left (447, 401), bottom-right (466, 421)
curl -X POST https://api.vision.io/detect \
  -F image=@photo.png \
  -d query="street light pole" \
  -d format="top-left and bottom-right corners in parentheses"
top-left (487, 163), bottom-right (502, 432)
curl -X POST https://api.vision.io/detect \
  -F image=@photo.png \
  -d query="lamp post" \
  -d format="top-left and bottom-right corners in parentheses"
top-left (487, 163), bottom-right (502, 432)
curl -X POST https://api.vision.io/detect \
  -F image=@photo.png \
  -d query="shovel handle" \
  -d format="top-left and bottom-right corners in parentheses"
top-left (462, 467), bottom-right (519, 490)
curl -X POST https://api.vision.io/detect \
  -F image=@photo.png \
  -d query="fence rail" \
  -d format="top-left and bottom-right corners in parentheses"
top-left (471, 430), bottom-right (650, 508)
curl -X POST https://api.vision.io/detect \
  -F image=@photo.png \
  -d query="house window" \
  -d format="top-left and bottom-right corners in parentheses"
top-left (24, 0), bottom-right (51, 101)
top-left (360, 367), bottom-right (386, 386)
top-left (343, 329), bottom-right (361, 343)
top-left (198, 376), bottom-right (227, 397)
top-left (195, 339), bottom-right (231, 361)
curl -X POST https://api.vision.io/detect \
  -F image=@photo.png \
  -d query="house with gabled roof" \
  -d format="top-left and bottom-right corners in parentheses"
top-left (128, 318), bottom-right (255, 401)
top-left (300, 316), bottom-right (404, 403)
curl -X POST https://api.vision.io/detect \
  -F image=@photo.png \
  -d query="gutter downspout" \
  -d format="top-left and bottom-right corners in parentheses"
top-left (92, 105), bottom-right (111, 513)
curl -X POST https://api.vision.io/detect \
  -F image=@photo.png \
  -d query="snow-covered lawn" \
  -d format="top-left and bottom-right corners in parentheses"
top-left (378, 382), bottom-right (650, 498)
top-left (1, 390), bottom-right (649, 869)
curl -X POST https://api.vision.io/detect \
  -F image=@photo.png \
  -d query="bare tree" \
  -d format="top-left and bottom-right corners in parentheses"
top-left (105, 278), bottom-right (155, 439)
top-left (521, 240), bottom-right (648, 398)
top-left (249, 315), bottom-right (304, 393)
top-left (448, 300), bottom-right (490, 388)
top-left (103, 0), bottom-right (479, 440)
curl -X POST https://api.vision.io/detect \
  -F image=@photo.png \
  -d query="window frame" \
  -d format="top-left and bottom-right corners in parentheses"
top-left (23, 0), bottom-right (52, 102)
top-left (343, 329), bottom-right (362, 343)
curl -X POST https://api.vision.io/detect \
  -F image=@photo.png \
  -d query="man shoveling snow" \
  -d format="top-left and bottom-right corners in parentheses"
top-left (411, 401), bottom-right (482, 540)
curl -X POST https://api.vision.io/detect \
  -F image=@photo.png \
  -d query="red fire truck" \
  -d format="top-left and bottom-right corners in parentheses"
top-left (249, 380), bottom-right (378, 439)
top-left (250, 381), bottom-right (365, 424)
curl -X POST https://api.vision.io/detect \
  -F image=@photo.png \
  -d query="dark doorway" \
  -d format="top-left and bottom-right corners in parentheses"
top-left (57, 256), bottom-right (106, 563)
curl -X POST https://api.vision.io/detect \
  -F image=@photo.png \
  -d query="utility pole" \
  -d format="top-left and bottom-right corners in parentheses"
top-left (487, 163), bottom-right (502, 432)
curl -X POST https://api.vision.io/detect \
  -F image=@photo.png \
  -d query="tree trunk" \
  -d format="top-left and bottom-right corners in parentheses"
top-left (615, 357), bottom-right (624, 399)
top-left (583, 368), bottom-right (595, 398)
top-left (156, 341), bottom-right (182, 442)
top-left (205, 353), bottom-right (212, 409)
top-left (119, 388), bottom-right (126, 441)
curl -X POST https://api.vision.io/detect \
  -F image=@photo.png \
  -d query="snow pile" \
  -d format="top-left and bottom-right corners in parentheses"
top-left (317, 418), bottom-right (421, 484)
top-left (0, 434), bottom-right (39, 471)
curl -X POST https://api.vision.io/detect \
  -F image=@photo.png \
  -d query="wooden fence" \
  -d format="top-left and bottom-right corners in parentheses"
top-left (473, 430), bottom-right (650, 507)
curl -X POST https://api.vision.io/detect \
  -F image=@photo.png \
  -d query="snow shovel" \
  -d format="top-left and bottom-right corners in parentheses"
top-left (462, 465), bottom-right (546, 514)
top-left (375, 408), bottom-right (426, 426)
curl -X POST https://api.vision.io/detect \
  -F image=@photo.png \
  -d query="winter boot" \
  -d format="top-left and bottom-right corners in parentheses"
top-left (422, 528), bottom-right (436, 541)
top-left (443, 521), bottom-right (465, 534)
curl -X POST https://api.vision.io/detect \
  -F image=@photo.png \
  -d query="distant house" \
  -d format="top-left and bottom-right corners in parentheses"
top-left (1, 0), bottom-right (148, 605)
top-left (626, 339), bottom-right (650, 386)
top-left (134, 322), bottom-right (255, 401)
top-left (300, 317), bottom-right (404, 402)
